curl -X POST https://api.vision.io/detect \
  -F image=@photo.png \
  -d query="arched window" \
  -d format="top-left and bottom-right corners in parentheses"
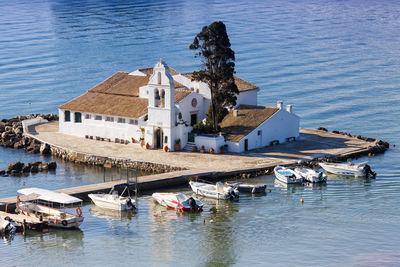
top-left (160, 89), bottom-right (165, 108)
top-left (64, 110), bottom-right (70, 122)
top-left (154, 89), bottom-right (160, 107)
top-left (74, 112), bottom-right (82, 123)
top-left (157, 72), bottom-right (161, 84)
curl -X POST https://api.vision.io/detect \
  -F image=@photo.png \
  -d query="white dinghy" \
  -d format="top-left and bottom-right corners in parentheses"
top-left (152, 193), bottom-right (203, 212)
top-left (225, 182), bottom-right (266, 193)
top-left (17, 188), bottom-right (84, 229)
top-left (319, 161), bottom-right (376, 177)
top-left (294, 167), bottom-right (327, 183)
top-left (274, 166), bottom-right (304, 184)
top-left (189, 181), bottom-right (239, 200)
top-left (88, 184), bottom-right (136, 211)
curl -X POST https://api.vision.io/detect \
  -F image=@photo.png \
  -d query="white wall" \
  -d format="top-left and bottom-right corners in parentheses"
top-left (236, 89), bottom-right (258, 107)
top-left (59, 109), bottom-right (144, 142)
top-left (176, 92), bottom-right (205, 126)
top-left (226, 109), bottom-right (299, 153)
top-left (194, 135), bottom-right (225, 153)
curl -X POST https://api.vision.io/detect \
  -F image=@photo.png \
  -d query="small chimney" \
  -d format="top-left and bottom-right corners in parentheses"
top-left (233, 109), bottom-right (238, 117)
top-left (286, 104), bottom-right (292, 113)
top-left (277, 101), bottom-right (283, 109)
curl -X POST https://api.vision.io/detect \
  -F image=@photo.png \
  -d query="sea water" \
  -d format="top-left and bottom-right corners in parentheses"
top-left (0, 0), bottom-right (400, 266)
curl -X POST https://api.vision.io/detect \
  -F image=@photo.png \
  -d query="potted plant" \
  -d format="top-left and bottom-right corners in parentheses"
top-left (131, 137), bottom-right (135, 143)
top-left (145, 142), bottom-right (150, 149)
top-left (164, 145), bottom-right (169, 152)
top-left (219, 145), bottom-right (225, 154)
top-left (139, 127), bottom-right (145, 147)
top-left (193, 146), bottom-right (198, 152)
top-left (200, 145), bottom-right (205, 153)
top-left (209, 148), bottom-right (215, 154)
top-left (174, 139), bottom-right (181, 151)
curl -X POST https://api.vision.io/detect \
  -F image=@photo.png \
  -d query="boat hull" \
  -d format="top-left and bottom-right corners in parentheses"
top-left (319, 163), bottom-right (364, 176)
top-left (274, 166), bottom-right (304, 184)
top-left (189, 181), bottom-right (238, 200)
top-left (152, 193), bottom-right (203, 212)
top-left (294, 167), bottom-right (327, 183)
top-left (225, 182), bottom-right (266, 193)
top-left (17, 201), bottom-right (84, 229)
top-left (88, 194), bottom-right (135, 211)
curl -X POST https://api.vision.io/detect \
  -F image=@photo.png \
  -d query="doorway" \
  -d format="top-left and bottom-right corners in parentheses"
top-left (190, 113), bottom-right (198, 126)
top-left (155, 128), bottom-right (163, 149)
top-left (244, 139), bottom-right (248, 152)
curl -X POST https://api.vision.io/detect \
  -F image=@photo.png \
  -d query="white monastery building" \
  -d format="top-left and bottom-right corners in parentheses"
top-left (59, 60), bottom-right (299, 153)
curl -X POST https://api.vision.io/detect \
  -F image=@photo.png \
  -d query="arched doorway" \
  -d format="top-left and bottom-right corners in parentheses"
top-left (154, 128), bottom-right (163, 149)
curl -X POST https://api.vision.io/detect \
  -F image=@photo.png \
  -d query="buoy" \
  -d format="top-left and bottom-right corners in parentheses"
top-left (300, 198), bottom-right (304, 204)
top-left (269, 189), bottom-right (272, 193)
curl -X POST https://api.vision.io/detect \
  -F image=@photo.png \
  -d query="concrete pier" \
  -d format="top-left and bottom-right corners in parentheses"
top-left (0, 121), bottom-right (389, 211)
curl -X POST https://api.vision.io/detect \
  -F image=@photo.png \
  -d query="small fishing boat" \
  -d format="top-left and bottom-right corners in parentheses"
top-left (189, 181), bottom-right (239, 200)
top-left (152, 193), bottom-right (203, 212)
top-left (225, 182), bottom-right (266, 193)
top-left (294, 167), bottom-right (327, 183)
top-left (319, 161), bottom-right (376, 177)
top-left (274, 166), bottom-right (304, 184)
top-left (16, 188), bottom-right (84, 229)
top-left (88, 184), bottom-right (136, 211)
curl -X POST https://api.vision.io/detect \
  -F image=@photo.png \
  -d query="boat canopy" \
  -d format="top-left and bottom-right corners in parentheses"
top-left (17, 188), bottom-right (82, 204)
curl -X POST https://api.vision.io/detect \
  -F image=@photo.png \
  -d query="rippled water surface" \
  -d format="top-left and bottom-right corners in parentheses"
top-left (1, 0), bottom-right (400, 266)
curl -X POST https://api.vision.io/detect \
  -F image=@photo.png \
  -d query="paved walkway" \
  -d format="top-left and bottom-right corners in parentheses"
top-left (32, 121), bottom-right (372, 172)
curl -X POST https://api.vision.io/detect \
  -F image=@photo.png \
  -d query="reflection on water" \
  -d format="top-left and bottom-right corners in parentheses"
top-left (89, 205), bottom-right (136, 221)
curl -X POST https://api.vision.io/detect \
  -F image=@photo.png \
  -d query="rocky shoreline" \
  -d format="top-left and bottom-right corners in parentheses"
top-left (0, 114), bottom-right (58, 153)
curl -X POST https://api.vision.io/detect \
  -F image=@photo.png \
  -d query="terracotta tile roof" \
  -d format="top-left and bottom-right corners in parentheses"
top-left (59, 92), bottom-right (149, 118)
top-left (181, 73), bottom-right (258, 92)
top-left (219, 105), bottom-right (279, 142)
top-left (175, 89), bottom-right (192, 103)
top-left (59, 87), bottom-right (192, 118)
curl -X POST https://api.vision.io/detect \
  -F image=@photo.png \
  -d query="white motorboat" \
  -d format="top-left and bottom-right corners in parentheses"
top-left (17, 188), bottom-right (84, 229)
top-left (88, 184), bottom-right (136, 211)
top-left (152, 193), bottom-right (203, 212)
top-left (225, 182), bottom-right (266, 193)
top-left (189, 181), bottom-right (239, 200)
top-left (319, 161), bottom-right (376, 177)
top-left (294, 167), bottom-right (327, 183)
top-left (274, 166), bottom-right (304, 184)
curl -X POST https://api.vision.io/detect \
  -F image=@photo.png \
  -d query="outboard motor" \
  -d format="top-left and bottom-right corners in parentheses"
top-left (126, 198), bottom-right (136, 209)
top-left (228, 187), bottom-right (239, 200)
top-left (363, 164), bottom-right (376, 178)
top-left (188, 197), bottom-right (198, 211)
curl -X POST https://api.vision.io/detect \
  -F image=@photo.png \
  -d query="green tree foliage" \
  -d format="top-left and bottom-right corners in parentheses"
top-left (190, 21), bottom-right (238, 131)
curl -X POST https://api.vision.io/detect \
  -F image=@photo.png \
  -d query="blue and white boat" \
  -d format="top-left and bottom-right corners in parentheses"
top-left (274, 166), bottom-right (304, 184)
top-left (294, 167), bottom-right (327, 183)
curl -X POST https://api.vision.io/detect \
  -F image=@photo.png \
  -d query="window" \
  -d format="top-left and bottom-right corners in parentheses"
top-left (74, 112), bottom-right (82, 123)
top-left (85, 114), bottom-right (91, 119)
top-left (64, 111), bottom-right (70, 122)
top-left (117, 118), bottom-right (126, 123)
top-left (95, 115), bottom-right (102, 121)
top-left (258, 130), bottom-right (262, 136)
top-left (164, 136), bottom-right (168, 144)
top-left (157, 72), bottom-right (161, 84)
top-left (129, 119), bottom-right (138, 125)
top-left (106, 116), bottom-right (114, 122)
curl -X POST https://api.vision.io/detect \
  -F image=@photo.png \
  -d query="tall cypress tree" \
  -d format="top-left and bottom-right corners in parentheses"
top-left (190, 21), bottom-right (239, 131)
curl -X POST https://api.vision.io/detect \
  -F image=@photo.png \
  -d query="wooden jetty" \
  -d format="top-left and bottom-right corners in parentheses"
top-left (0, 211), bottom-right (47, 231)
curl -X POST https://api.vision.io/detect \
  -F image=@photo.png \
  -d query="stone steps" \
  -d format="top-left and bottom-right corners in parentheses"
top-left (183, 142), bottom-right (196, 152)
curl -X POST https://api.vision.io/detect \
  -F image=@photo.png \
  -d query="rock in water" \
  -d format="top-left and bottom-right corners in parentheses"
top-left (6, 162), bottom-right (24, 173)
top-left (40, 143), bottom-right (51, 155)
top-left (47, 161), bottom-right (57, 170)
